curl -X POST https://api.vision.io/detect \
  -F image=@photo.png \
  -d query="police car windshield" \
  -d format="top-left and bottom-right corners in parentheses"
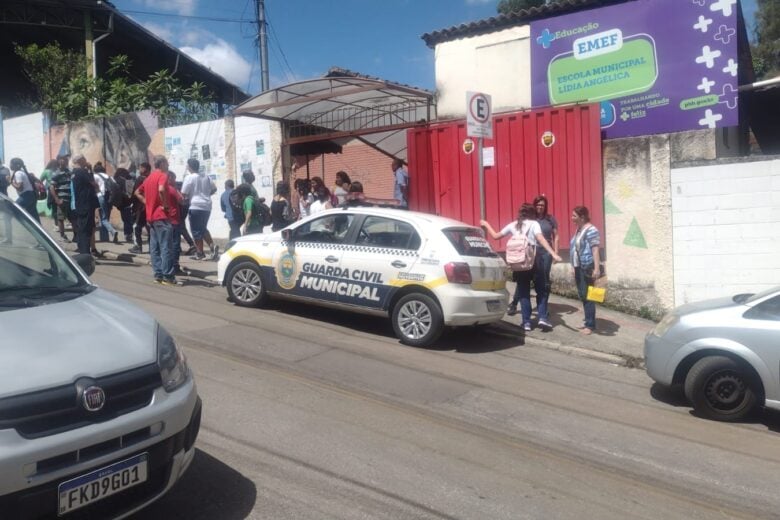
top-left (0, 198), bottom-right (87, 308)
top-left (442, 227), bottom-right (498, 258)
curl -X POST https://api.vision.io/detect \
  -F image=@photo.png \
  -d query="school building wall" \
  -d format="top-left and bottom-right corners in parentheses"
top-left (671, 156), bottom-right (780, 305)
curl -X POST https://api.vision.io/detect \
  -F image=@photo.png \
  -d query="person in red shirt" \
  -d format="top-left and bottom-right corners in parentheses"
top-left (135, 156), bottom-right (177, 285)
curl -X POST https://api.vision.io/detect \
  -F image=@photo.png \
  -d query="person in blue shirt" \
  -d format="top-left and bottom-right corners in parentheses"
top-left (391, 158), bottom-right (408, 208)
top-left (570, 205), bottom-right (602, 335)
top-left (220, 179), bottom-right (241, 239)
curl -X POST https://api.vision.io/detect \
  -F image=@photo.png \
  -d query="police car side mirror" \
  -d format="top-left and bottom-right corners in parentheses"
top-left (281, 229), bottom-right (293, 242)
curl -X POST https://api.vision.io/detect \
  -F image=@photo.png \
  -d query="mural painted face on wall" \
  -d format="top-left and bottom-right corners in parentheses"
top-left (67, 121), bottom-right (104, 169)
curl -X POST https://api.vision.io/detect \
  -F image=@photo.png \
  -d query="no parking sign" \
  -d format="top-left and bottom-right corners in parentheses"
top-left (466, 92), bottom-right (493, 139)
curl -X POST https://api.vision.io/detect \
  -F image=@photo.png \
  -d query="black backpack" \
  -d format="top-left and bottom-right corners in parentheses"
top-left (110, 177), bottom-right (132, 209)
top-left (256, 200), bottom-right (272, 226)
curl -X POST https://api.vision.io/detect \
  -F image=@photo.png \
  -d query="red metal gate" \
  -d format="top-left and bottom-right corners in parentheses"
top-left (407, 104), bottom-right (603, 251)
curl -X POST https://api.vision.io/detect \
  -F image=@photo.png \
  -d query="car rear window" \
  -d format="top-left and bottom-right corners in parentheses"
top-left (442, 227), bottom-right (498, 258)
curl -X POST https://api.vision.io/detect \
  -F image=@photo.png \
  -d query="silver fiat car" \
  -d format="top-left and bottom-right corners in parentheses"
top-left (645, 287), bottom-right (780, 421)
top-left (0, 194), bottom-right (201, 518)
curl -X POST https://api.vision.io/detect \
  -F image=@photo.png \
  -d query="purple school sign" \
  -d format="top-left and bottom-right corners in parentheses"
top-left (531, 0), bottom-right (739, 138)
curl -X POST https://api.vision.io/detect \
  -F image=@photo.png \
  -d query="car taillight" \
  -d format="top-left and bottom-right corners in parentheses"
top-left (444, 262), bottom-right (472, 284)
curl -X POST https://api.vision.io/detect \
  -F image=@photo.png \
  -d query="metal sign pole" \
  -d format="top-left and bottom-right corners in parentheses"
top-left (478, 137), bottom-right (485, 220)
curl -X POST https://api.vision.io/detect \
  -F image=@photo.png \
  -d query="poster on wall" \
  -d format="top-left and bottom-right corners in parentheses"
top-left (531, 0), bottom-right (739, 138)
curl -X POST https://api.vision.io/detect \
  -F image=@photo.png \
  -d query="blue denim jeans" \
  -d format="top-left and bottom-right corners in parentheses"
top-left (574, 265), bottom-right (597, 330)
top-left (17, 191), bottom-right (40, 224)
top-left (533, 251), bottom-right (552, 323)
top-left (512, 270), bottom-right (534, 326)
top-left (97, 194), bottom-right (117, 240)
top-left (150, 220), bottom-right (174, 280)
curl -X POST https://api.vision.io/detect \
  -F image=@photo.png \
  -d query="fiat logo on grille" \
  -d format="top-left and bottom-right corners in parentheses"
top-left (82, 386), bottom-right (106, 412)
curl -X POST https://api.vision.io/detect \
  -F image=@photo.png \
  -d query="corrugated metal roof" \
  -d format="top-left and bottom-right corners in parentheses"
top-left (421, 0), bottom-right (632, 48)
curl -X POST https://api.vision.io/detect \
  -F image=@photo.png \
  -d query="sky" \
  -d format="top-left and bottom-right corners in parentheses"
top-left (113, 0), bottom-right (759, 96)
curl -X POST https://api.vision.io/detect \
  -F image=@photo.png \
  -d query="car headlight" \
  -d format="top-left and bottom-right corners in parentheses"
top-left (157, 325), bottom-right (189, 392)
top-left (652, 314), bottom-right (679, 337)
top-left (225, 240), bottom-right (236, 252)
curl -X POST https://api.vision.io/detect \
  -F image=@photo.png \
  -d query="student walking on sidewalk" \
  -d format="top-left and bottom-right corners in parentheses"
top-left (481, 203), bottom-right (561, 332)
top-left (570, 206), bottom-right (602, 335)
top-left (181, 158), bottom-right (218, 260)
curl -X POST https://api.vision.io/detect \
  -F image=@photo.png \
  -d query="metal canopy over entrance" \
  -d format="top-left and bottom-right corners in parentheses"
top-left (232, 70), bottom-right (436, 161)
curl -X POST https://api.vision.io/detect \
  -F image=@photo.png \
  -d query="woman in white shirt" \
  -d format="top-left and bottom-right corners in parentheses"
top-left (481, 203), bottom-right (561, 332)
top-left (333, 171), bottom-right (351, 206)
top-left (9, 157), bottom-right (40, 223)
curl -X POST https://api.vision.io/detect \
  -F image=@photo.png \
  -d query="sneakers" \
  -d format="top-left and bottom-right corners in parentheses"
top-left (161, 278), bottom-right (181, 286)
top-left (153, 278), bottom-right (163, 284)
top-left (174, 266), bottom-right (191, 276)
top-left (184, 246), bottom-right (197, 256)
top-left (209, 245), bottom-right (220, 261)
top-left (190, 252), bottom-right (206, 261)
top-left (538, 319), bottom-right (553, 332)
top-left (112, 233), bottom-right (120, 244)
top-left (523, 322), bottom-right (532, 332)
top-left (129, 245), bottom-right (142, 254)
top-left (506, 304), bottom-right (518, 316)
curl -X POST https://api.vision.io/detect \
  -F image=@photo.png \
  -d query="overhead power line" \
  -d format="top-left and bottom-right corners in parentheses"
top-left (120, 9), bottom-right (252, 23)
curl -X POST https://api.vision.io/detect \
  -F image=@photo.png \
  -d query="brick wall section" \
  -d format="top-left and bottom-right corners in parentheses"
top-left (292, 140), bottom-right (396, 200)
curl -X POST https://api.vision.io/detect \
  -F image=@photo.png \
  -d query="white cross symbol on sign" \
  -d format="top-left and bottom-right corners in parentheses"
top-left (722, 58), bottom-right (738, 77)
top-left (697, 77), bottom-right (715, 94)
top-left (710, 0), bottom-right (737, 17)
top-left (693, 15), bottom-right (713, 33)
top-left (695, 46), bottom-right (721, 68)
top-left (699, 109), bottom-right (723, 129)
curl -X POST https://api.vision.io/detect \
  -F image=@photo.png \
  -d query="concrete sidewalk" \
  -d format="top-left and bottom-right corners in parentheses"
top-left (50, 219), bottom-right (654, 368)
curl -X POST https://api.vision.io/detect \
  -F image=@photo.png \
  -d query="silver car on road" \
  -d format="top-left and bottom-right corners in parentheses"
top-left (0, 195), bottom-right (201, 518)
top-left (645, 288), bottom-right (780, 421)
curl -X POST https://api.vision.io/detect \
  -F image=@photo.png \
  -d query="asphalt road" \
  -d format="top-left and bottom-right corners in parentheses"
top-left (86, 260), bottom-right (780, 520)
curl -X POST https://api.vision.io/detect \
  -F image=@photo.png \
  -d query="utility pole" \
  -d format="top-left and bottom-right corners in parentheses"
top-left (256, 0), bottom-right (269, 91)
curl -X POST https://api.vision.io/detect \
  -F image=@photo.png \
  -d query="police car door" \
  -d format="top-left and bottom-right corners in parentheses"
top-left (341, 215), bottom-right (422, 312)
top-left (276, 212), bottom-right (356, 304)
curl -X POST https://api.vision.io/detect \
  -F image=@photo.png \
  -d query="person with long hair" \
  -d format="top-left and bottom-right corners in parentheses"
top-left (570, 206), bottom-right (602, 335)
top-left (333, 171), bottom-right (351, 206)
top-left (481, 204), bottom-right (561, 331)
top-left (532, 195), bottom-right (559, 330)
top-left (271, 181), bottom-right (294, 231)
top-left (9, 158), bottom-right (40, 223)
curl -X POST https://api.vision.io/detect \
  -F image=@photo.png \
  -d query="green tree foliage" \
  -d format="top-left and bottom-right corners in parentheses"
top-left (14, 43), bottom-right (217, 125)
top-left (497, 0), bottom-right (546, 15)
top-left (13, 42), bottom-right (87, 113)
top-left (752, 0), bottom-right (780, 79)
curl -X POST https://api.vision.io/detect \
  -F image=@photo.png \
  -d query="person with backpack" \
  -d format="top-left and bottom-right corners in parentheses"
top-left (9, 158), bottom-right (40, 224)
top-left (232, 183), bottom-right (263, 235)
top-left (570, 206), bottom-right (602, 336)
top-left (481, 203), bottom-right (561, 332)
top-left (270, 181), bottom-right (293, 231)
top-left (129, 163), bottom-right (150, 253)
top-left (220, 179), bottom-right (242, 239)
top-left (93, 162), bottom-right (119, 243)
top-left (112, 168), bottom-right (135, 243)
top-left (50, 155), bottom-right (75, 241)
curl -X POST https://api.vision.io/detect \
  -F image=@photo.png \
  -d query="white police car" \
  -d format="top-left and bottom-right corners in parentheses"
top-left (217, 207), bottom-right (508, 346)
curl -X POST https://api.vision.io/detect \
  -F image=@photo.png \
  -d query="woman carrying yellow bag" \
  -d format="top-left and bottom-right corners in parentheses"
top-left (570, 206), bottom-right (602, 335)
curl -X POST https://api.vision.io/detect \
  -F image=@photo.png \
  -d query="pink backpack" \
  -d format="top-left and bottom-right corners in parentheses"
top-left (505, 225), bottom-right (536, 271)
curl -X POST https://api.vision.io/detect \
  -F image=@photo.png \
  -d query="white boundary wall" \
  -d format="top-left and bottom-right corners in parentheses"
top-left (671, 159), bottom-right (780, 305)
top-left (2, 112), bottom-right (46, 176)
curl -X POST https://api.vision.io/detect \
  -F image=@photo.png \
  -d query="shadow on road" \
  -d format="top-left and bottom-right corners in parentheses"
top-left (649, 383), bottom-right (688, 407)
top-left (129, 448), bottom-right (257, 520)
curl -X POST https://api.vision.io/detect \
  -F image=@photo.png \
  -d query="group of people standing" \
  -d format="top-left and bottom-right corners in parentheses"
top-left (482, 199), bottom-right (602, 336)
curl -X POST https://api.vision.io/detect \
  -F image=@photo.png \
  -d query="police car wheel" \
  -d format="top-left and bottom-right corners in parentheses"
top-left (392, 293), bottom-right (444, 347)
top-left (227, 261), bottom-right (266, 307)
